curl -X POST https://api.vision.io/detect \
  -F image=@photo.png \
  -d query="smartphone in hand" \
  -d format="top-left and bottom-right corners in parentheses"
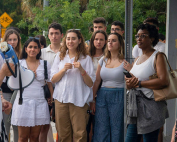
top-left (123, 70), bottom-right (132, 78)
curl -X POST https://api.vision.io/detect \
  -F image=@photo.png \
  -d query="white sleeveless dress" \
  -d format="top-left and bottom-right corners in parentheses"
top-left (11, 59), bottom-right (50, 126)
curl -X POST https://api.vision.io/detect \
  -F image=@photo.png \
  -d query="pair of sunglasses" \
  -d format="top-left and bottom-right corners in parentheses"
top-left (29, 37), bottom-right (40, 41)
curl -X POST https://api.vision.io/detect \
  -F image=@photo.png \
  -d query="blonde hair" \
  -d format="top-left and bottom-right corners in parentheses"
top-left (2, 29), bottom-right (22, 59)
top-left (104, 33), bottom-right (124, 61)
top-left (59, 29), bottom-right (88, 61)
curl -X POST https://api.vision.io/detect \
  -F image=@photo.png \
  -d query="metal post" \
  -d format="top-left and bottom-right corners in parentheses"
top-left (124, 0), bottom-right (133, 140)
top-left (125, 0), bottom-right (133, 63)
top-left (43, 0), bottom-right (49, 36)
top-left (163, 0), bottom-right (177, 138)
top-left (43, 0), bottom-right (49, 8)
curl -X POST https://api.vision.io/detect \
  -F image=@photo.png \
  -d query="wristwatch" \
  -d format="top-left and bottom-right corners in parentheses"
top-left (138, 81), bottom-right (142, 88)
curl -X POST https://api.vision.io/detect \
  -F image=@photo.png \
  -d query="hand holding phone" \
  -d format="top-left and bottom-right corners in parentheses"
top-left (123, 70), bottom-right (132, 78)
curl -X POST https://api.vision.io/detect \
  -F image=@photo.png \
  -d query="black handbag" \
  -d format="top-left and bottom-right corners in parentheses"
top-left (43, 60), bottom-right (51, 99)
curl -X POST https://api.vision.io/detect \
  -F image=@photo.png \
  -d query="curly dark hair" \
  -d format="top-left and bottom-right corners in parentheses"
top-left (88, 30), bottom-right (107, 58)
top-left (59, 29), bottom-right (88, 62)
top-left (137, 24), bottom-right (159, 47)
top-left (21, 38), bottom-right (41, 59)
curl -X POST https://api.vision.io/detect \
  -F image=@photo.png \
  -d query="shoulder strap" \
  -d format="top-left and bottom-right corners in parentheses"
top-left (44, 60), bottom-right (48, 80)
top-left (154, 52), bottom-right (173, 71)
top-left (100, 57), bottom-right (105, 67)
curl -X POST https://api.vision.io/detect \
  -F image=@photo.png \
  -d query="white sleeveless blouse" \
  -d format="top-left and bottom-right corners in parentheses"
top-left (130, 50), bottom-right (158, 98)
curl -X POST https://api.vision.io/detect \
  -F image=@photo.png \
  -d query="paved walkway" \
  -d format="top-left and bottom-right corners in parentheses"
top-left (9, 123), bottom-right (172, 142)
top-left (10, 122), bottom-right (57, 142)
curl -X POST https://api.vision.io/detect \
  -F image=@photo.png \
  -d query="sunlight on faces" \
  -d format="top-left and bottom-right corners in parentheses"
top-left (111, 25), bottom-right (124, 36)
top-left (93, 23), bottom-right (106, 32)
top-left (25, 41), bottom-right (40, 58)
top-left (66, 32), bottom-right (81, 51)
top-left (94, 33), bottom-right (106, 50)
top-left (48, 28), bottom-right (63, 44)
top-left (7, 33), bottom-right (18, 49)
top-left (108, 34), bottom-right (120, 52)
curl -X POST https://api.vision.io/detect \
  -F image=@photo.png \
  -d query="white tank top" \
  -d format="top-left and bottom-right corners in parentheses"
top-left (130, 50), bottom-right (158, 98)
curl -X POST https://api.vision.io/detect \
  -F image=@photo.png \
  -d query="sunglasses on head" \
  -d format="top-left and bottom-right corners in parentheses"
top-left (68, 29), bottom-right (81, 32)
top-left (29, 37), bottom-right (40, 41)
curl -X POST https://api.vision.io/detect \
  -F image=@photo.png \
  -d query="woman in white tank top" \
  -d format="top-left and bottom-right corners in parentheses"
top-left (125, 24), bottom-right (169, 142)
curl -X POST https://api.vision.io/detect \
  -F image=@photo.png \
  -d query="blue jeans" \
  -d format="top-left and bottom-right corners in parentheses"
top-left (93, 87), bottom-right (124, 142)
top-left (125, 124), bottom-right (159, 142)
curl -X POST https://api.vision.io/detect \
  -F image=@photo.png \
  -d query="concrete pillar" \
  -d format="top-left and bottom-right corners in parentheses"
top-left (164, 0), bottom-right (177, 136)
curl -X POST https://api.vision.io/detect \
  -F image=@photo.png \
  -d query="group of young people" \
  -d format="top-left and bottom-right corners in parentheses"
top-left (0, 16), bottom-right (172, 142)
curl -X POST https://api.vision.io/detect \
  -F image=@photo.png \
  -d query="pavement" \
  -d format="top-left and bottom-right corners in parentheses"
top-left (9, 123), bottom-right (172, 142)
top-left (10, 122), bottom-right (57, 142)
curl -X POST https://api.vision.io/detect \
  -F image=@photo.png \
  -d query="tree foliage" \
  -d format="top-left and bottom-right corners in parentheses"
top-left (18, 0), bottom-right (125, 42)
top-left (0, 0), bottom-right (23, 27)
top-left (133, 0), bottom-right (166, 35)
top-left (16, 0), bottom-right (167, 44)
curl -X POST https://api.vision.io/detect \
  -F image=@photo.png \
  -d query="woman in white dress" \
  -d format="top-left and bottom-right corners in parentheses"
top-left (11, 37), bottom-right (53, 142)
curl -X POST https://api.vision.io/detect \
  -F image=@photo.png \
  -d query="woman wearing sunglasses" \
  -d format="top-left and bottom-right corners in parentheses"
top-left (51, 29), bottom-right (95, 142)
top-left (11, 38), bottom-right (53, 142)
top-left (125, 24), bottom-right (169, 142)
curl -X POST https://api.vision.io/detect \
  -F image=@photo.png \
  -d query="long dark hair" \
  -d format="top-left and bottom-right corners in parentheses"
top-left (21, 38), bottom-right (41, 59)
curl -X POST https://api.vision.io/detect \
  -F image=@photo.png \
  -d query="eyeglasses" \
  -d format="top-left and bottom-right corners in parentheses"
top-left (29, 37), bottom-right (40, 41)
top-left (111, 28), bottom-right (121, 32)
top-left (135, 34), bottom-right (149, 39)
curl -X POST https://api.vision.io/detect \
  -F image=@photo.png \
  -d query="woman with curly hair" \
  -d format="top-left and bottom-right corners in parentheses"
top-left (125, 24), bottom-right (169, 142)
top-left (51, 29), bottom-right (95, 142)
top-left (92, 33), bottom-right (125, 142)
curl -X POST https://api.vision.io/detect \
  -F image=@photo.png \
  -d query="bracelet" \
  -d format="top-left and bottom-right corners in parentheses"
top-left (81, 70), bottom-right (87, 76)
top-left (138, 81), bottom-right (142, 88)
